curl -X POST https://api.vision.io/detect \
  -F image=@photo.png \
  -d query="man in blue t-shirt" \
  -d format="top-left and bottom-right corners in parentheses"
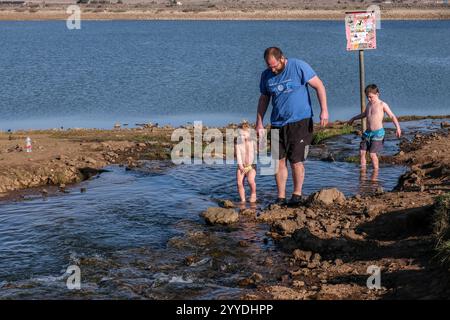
top-left (256, 47), bottom-right (329, 206)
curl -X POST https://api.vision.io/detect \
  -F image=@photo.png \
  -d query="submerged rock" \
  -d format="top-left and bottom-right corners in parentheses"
top-left (200, 207), bottom-right (239, 225)
top-left (218, 199), bottom-right (234, 208)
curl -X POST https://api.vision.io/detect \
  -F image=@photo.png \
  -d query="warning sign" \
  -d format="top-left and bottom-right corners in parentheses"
top-left (345, 11), bottom-right (377, 51)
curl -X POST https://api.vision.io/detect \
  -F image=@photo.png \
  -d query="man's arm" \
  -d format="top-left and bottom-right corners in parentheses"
top-left (383, 103), bottom-right (402, 138)
top-left (308, 76), bottom-right (328, 127)
top-left (256, 94), bottom-right (270, 133)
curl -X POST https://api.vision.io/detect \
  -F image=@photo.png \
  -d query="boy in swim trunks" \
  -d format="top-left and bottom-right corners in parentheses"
top-left (235, 121), bottom-right (257, 203)
top-left (348, 84), bottom-right (402, 171)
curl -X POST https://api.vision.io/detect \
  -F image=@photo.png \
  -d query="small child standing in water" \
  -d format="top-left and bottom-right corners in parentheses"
top-left (348, 84), bottom-right (402, 171)
top-left (235, 122), bottom-right (257, 203)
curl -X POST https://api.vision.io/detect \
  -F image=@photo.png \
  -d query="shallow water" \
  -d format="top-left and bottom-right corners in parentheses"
top-left (0, 159), bottom-right (405, 299)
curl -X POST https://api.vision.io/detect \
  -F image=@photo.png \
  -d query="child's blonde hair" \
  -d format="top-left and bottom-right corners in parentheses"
top-left (239, 120), bottom-right (250, 130)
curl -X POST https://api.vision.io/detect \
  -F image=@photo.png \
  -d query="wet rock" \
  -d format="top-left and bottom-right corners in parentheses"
top-left (334, 258), bottom-right (344, 267)
top-left (239, 208), bottom-right (256, 216)
top-left (441, 121), bottom-right (450, 128)
top-left (292, 280), bottom-right (305, 288)
top-left (257, 208), bottom-right (296, 222)
top-left (200, 207), bottom-right (238, 225)
top-left (305, 208), bottom-right (317, 219)
top-left (238, 273), bottom-right (262, 287)
top-left (218, 199), bottom-right (234, 208)
top-left (324, 222), bottom-right (339, 234)
top-left (273, 219), bottom-right (302, 236)
top-left (183, 255), bottom-right (198, 266)
top-left (84, 157), bottom-right (97, 165)
top-left (308, 188), bottom-right (346, 206)
top-left (321, 153), bottom-right (335, 162)
top-left (292, 249), bottom-right (312, 262)
top-left (343, 229), bottom-right (364, 241)
top-left (238, 240), bottom-right (250, 247)
top-left (363, 204), bottom-right (384, 218)
top-left (263, 257), bottom-right (273, 266)
top-left (251, 273), bottom-right (263, 283)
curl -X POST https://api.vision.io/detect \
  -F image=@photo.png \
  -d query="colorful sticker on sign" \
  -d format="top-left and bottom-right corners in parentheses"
top-left (345, 11), bottom-right (377, 51)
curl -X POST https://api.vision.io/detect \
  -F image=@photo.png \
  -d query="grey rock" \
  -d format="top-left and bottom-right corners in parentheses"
top-left (200, 207), bottom-right (239, 225)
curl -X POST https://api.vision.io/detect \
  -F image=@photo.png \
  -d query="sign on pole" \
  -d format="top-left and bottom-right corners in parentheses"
top-left (345, 11), bottom-right (377, 132)
top-left (345, 11), bottom-right (377, 51)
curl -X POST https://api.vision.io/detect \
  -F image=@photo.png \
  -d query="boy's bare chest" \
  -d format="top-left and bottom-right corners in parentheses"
top-left (367, 104), bottom-right (384, 118)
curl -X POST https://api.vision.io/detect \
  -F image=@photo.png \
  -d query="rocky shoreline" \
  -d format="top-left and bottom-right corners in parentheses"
top-left (198, 127), bottom-right (450, 299)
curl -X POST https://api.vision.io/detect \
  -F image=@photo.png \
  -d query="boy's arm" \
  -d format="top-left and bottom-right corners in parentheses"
top-left (348, 111), bottom-right (366, 125)
top-left (383, 103), bottom-right (402, 138)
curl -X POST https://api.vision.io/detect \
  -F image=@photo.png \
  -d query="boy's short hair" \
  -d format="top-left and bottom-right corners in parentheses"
top-left (365, 84), bottom-right (379, 96)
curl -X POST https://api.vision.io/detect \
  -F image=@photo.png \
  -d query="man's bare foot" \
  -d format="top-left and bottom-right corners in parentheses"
top-left (249, 194), bottom-right (257, 203)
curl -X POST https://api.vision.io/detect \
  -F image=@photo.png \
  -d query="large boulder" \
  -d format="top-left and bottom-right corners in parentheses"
top-left (200, 207), bottom-right (239, 225)
top-left (308, 188), bottom-right (346, 205)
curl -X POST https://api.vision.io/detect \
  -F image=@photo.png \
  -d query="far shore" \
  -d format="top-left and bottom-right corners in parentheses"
top-left (1, 7), bottom-right (450, 21)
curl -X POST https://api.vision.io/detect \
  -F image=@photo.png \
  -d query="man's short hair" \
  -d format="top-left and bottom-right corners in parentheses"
top-left (365, 84), bottom-right (379, 96)
top-left (264, 47), bottom-right (284, 61)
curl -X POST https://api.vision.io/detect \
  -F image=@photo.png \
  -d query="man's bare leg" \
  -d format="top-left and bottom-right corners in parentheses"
top-left (276, 158), bottom-right (288, 199)
top-left (291, 161), bottom-right (305, 196)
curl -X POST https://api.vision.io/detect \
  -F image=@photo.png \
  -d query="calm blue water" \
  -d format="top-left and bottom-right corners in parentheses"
top-left (0, 20), bottom-right (449, 130)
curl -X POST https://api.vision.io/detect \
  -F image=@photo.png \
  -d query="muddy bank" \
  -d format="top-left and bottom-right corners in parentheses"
top-left (1, 2), bottom-right (450, 21)
top-left (232, 128), bottom-right (450, 299)
top-left (0, 127), bottom-right (174, 199)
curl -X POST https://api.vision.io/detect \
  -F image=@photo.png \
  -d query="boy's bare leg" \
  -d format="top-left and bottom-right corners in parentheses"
top-left (360, 150), bottom-right (367, 169)
top-left (247, 169), bottom-right (257, 203)
top-left (236, 169), bottom-right (246, 203)
top-left (370, 152), bottom-right (379, 170)
top-left (291, 161), bottom-right (305, 196)
top-left (276, 158), bottom-right (288, 199)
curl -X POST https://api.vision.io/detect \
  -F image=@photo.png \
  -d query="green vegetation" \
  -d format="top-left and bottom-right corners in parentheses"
top-left (312, 125), bottom-right (354, 145)
top-left (433, 193), bottom-right (450, 266)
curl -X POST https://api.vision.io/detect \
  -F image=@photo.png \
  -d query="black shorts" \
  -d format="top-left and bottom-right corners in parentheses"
top-left (272, 118), bottom-right (314, 163)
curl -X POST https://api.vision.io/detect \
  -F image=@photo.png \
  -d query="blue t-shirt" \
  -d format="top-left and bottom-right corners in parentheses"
top-left (259, 58), bottom-right (316, 127)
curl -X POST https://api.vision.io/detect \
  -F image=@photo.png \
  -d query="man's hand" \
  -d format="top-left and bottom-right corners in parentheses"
top-left (238, 165), bottom-right (245, 174)
top-left (256, 123), bottom-right (266, 138)
top-left (320, 109), bottom-right (329, 127)
top-left (396, 128), bottom-right (402, 138)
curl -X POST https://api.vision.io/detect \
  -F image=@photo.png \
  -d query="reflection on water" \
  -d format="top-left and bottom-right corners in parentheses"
top-left (0, 160), bottom-right (406, 299)
top-left (359, 168), bottom-right (382, 194)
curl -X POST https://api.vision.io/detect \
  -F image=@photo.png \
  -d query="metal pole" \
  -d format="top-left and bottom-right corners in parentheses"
top-left (359, 49), bottom-right (367, 132)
